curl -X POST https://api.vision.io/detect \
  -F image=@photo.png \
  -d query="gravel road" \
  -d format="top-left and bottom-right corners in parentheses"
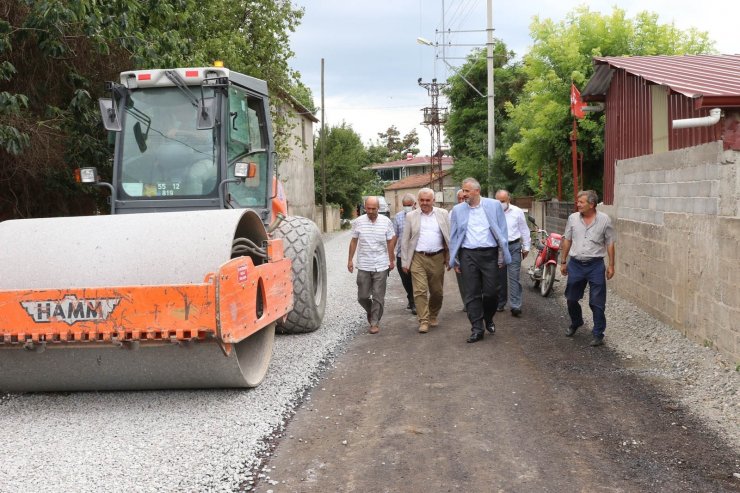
top-left (0, 231), bottom-right (364, 493)
top-left (1, 230), bottom-right (737, 492)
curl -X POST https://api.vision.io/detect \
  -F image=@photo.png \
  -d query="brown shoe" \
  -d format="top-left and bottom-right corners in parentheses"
top-left (369, 325), bottom-right (380, 334)
top-left (429, 317), bottom-right (439, 327)
top-left (418, 323), bottom-right (429, 333)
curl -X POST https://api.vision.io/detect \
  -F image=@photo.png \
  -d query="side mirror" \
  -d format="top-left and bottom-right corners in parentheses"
top-left (98, 98), bottom-right (121, 132)
top-left (197, 97), bottom-right (216, 130)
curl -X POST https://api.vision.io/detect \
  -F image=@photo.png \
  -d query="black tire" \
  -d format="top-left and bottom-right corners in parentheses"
top-left (540, 264), bottom-right (556, 297)
top-left (273, 216), bottom-right (327, 333)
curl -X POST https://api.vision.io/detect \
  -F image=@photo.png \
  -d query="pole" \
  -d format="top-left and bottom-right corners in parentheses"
top-left (570, 118), bottom-right (579, 208)
top-left (320, 58), bottom-right (327, 232)
top-left (486, 0), bottom-right (494, 197)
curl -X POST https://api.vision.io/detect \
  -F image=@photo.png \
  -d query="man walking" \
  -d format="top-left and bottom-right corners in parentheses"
top-left (559, 190), bottom-right (616, 346)
top-left (348, 196), bottom-right (396, 334)
top-left (449, 178), bottom-right (511, 343)
top-left (495, 190), bottom-right (531, 317)
top-left (393, 193), bottom-right (417, 315)
top-left (401, 188), bottom-right (450, 333)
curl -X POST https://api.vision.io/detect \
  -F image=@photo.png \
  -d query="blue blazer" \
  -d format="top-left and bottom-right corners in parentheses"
top-left (449, 197), bottom-right (511, 269)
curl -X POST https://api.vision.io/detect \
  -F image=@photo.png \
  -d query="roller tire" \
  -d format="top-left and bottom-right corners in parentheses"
top-left (274, 216), bottom-right (327, 334)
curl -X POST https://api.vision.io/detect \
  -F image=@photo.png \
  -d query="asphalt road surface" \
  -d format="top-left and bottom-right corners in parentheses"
top-left (254, 261), bottom-right (739, 492)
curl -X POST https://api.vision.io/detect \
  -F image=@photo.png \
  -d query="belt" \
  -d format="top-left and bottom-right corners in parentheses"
top-left (509, 237), bottom-right (520, 244)
top-left (571, 257), bottom-right (602, 264)
top-left (461, 246), bottom-right (496, 251)
top-left (416, 249), bottom-right (444, 257)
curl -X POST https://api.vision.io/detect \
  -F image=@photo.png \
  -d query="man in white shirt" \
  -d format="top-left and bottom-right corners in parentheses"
top-left (348, 196), bottom-right (396, 334)
top-left (449, 178), bottom-right (511, 343)
top-left (495, 190), bottom-right (532, 317)
top-left (401, 188), bottom-right (451, 333)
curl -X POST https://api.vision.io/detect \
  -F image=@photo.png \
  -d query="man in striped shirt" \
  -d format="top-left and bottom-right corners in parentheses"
top-left (348, 196), bottom-right (396, 334)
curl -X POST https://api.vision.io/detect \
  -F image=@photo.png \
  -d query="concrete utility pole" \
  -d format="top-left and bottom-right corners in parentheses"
top-left (320, 58), bottom-right (327, 232)
top-left (418, 78), bottom-right (448, 192)
top-left (486, 0), bottom-right (495, 197)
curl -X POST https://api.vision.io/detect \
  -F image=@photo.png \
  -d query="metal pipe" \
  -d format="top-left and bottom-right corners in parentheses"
top-left (672, 108), bottom-right (722, 129)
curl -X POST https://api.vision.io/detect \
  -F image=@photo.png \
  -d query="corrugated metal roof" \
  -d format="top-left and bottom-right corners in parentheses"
top-left (366, 156), bottom-right (454, 170)
top-left (384, 170), bottom-right (451, 191)
top-left (583, 54), bottom-right (740, 107)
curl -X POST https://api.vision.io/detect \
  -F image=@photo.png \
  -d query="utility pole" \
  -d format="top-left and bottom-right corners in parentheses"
top-left (419, 78), bottom-right (448, 192)
top-left (320, 58), bottom-right (327, 232)
top-left (486, 0), bottom-right (495, 197)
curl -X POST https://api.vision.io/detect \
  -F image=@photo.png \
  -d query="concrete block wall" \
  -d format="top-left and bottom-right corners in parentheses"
top-left (313, 205), bottom-right (341, 233)
top-left (280, 106), bottom-right (316, 221)
top-left (614, 142), bottom-right (739, 363)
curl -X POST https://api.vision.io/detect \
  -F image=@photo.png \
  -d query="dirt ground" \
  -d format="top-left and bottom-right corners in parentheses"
top-left (253, 269), bottom-right (739, 493)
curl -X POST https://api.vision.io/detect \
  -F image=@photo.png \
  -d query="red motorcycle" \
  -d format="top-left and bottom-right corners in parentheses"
top-left (527, 226), bottom-right (562, 297)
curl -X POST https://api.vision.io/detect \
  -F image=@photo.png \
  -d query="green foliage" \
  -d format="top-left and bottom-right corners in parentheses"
top-left (443, 41), bottom-right (529, 197)
top-left (314, 123), bottom-right (374, 215)
top-left (373, 125), bottom-right (420, 162)
top-left (506, 6), bottom-right (714, 199)
top-left (0, 0), bottom-right (306, 219)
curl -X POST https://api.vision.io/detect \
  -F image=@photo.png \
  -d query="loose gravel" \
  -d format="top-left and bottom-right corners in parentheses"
top-left (554, 283), bottom-right (739, 453)
top-left (1, 231), bottom-right (737, 493)
top-left (0, 230), bottom-right (365, 493)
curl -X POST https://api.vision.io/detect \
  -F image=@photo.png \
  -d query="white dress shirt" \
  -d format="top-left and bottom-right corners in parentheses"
top-left (503, 203), bottom-right (532, 252)
top-left (415, 211), bottom-right (444, 253)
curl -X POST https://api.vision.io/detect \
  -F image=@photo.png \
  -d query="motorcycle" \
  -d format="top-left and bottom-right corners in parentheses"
top-left (527, 223), bottom-right (563, 297)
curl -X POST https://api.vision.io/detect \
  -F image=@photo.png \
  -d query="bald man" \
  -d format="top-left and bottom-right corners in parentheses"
top-left (348, 196), bottom-right (396, 334)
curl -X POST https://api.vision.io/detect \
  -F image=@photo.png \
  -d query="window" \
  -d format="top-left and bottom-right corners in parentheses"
top-left (119, 86), bottom-right (218, 199)
top-left (227, 88), bottom-right (270, 208)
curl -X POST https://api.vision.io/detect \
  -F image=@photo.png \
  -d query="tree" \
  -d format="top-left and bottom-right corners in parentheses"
top-left (506, 6), bottom-right (714, 199)
top-left (314, 123), bottom-right (374, 217)
top-left (0, 0), bottom-right (306, 219)
top-left (443, 40), bottom-right (528, 196)
top-left (375, 125), bottom-right (420, 162)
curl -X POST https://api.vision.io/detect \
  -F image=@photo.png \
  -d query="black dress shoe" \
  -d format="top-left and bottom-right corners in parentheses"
top-left (496, 307), bottom-right (505, 312)
top-left (411, 306), bottom-right (417, 315)
top-left (565, 322), bottom-right (583, 337)
top-left (467, 332), bottom-right (484, 343)
top-left (485, 321), bottom-right (495, 334)
top-left (511, 308), bottom-right (522, 317)
top-left (590, 336), bottom-right (604, 346)
top-left (406, 302), bottom-right (413, 310)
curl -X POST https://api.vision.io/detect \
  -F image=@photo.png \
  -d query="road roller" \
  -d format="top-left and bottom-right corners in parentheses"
top-left (0, 65), bottom-right (327, 392)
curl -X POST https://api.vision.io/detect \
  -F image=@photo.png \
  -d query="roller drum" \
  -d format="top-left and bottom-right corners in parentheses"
top-left (0, 210), bottom-right (275, 391)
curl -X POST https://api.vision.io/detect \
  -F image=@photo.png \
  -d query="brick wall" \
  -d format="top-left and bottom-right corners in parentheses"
top-left (614, 141), bottom-right (739, 362)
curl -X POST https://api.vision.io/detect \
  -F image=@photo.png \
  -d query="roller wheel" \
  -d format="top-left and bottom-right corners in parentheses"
top-left (273, 216), bottom-right (327, 333)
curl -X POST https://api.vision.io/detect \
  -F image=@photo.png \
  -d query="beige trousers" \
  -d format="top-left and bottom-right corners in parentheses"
top-left (410, 252), bottom-right (445, 324)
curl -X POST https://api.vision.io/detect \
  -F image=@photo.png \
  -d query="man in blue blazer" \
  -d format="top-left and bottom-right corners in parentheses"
top-left (449, 178), bottom-right (511, 343)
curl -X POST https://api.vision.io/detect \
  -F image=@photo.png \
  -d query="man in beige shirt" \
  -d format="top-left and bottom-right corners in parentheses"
top-left (401, 188), bottom-right (451, 333)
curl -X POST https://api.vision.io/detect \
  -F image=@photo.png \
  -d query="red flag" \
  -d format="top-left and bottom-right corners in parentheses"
top-left (570, 83), bottom-right (585, 119)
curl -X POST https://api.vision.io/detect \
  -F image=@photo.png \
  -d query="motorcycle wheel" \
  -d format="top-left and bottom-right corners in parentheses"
top-left (540, 264), bottom-right (556, 297)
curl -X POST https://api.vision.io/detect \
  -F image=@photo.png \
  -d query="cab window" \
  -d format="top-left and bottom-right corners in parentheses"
top-left (227, 88), bottom-right (269, 207)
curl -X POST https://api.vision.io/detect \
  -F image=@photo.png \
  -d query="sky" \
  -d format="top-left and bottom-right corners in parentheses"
top-left (289, 1), bottom-right (738, 156)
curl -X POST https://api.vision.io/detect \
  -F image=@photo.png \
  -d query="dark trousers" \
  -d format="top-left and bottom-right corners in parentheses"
top-left (564, 258), bottom-right (607, 338)
top-left (460, 247), bottom-right (499, 335)
top-left (396, 256), bottom-right (414, 306)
